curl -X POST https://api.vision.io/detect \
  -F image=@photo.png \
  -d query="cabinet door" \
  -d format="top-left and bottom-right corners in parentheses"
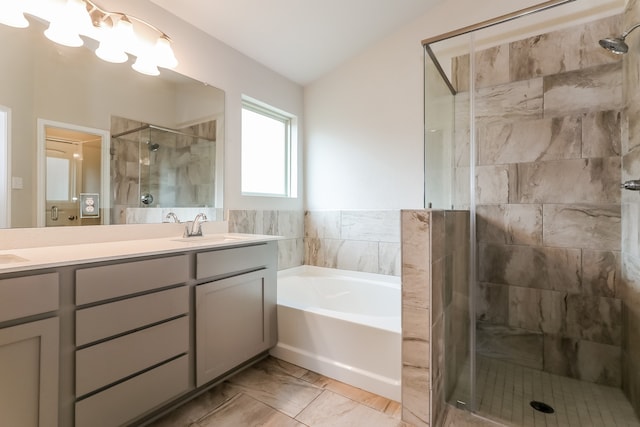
top-left (195, 269), bottom-right (274, 386)
top-left (0, 317), bottom-right (59, 427)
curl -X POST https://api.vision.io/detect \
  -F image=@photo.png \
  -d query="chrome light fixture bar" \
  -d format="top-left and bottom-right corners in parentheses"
top-left (0, 0), bottom-right (178, 77)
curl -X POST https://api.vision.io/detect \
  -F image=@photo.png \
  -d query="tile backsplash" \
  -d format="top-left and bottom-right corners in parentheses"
top-left (227, 209), bottom-right (401, 275)
top-left (228, 210), bottom-right (304, 270)
top-left (304, 210), bottom-right (401, 276)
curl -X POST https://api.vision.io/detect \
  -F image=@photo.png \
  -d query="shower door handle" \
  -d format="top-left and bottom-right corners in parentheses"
top-left (621, 180), bottom-right (640, 191)
top-left (51, 205), bottom-right (59, 221)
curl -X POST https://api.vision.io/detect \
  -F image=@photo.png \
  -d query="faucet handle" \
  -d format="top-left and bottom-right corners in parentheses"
top-left (164, 212), bottom-right (180, 223)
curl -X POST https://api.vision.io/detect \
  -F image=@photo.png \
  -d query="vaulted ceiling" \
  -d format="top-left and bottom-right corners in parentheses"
top-left (149, 0), bottom-right (444, 85)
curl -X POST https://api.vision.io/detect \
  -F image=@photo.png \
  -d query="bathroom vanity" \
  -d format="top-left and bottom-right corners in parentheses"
top-left (0, 233), bottom-right (278, 427)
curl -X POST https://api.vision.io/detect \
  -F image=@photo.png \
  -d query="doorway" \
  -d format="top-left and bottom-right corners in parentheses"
top-left (36, 119), bottom-right (110, 227)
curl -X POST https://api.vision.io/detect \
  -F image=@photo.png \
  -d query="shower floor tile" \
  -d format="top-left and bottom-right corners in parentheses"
top-left (468, 355), bottom-right (640, 427)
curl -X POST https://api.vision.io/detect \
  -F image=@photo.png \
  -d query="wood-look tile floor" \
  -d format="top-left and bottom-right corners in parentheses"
top-left (146, 356), bottom-right (407, 427)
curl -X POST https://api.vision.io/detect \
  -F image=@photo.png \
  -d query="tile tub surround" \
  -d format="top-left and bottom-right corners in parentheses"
top-left (228, 210), bottom-right (304, 270)
top-left (622, 0), bottom-right (640, 418)
top-left (305, 210), bottom-right (401, 276)
top-left (401, 210), bottom-right (470, 427)
top-left (452, 14), bottom-right (626, 387)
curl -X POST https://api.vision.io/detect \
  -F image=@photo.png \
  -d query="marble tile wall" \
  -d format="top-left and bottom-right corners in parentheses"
top-left (622, 0), bottom-right (640, 418)
top-left (110, 116), bottom-right (217, 224)
top-left (454, 14), bottom-right (625, 387)
top-left (228, 210), bottom-right (304, 270)
top-left (401, 210), bottom-right (470, 427)
top-left (304, 210), bottom-right (401, 276)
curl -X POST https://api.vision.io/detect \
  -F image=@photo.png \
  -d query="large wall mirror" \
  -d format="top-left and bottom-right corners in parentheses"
top-left (0, 17), bottom-right (225, 229)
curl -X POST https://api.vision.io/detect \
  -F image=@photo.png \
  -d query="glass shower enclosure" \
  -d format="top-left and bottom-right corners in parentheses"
top-left (110, 116), bottom-right (218, 224)
top-left (424, 0), bottom-right (640, 425)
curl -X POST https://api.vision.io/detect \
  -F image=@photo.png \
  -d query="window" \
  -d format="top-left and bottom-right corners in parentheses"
top-left (241, 98), bottom-right (296, 197)
top-left (46, 156), bottom-right (71, 201)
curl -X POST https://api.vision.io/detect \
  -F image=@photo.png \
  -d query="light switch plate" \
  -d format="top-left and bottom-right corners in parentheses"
top-left (11, 176), bottom-right (23, 189)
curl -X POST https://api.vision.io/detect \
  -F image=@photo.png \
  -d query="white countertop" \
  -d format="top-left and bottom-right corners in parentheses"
top-left (0, 233), bottom-right (279, 274)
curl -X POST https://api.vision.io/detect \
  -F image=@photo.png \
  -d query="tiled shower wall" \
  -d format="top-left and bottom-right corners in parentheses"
top-left (401, 210), bottom-right (470, 427)
top-left (622, 0), bottom-right (640, 417)
top-left (228, 210), bottom-right (304, 270)
top-left (304, 210), bottom-right (401, 276)
top-left (110, 115), bottom-right (218, 224)
top-left (454, 15), bottom-right (624, 386)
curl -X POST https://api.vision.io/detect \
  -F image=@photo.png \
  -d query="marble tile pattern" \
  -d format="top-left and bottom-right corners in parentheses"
top-left (401, 210), bottom-right (432, 427)
top-left (401, 209), bottom-right (470, 427)
top-left (305, 210), bottom-right (401, 276)
top-left (122, 207), bottom-right (219, 224)
top-left (462, 14), bottom-right (626, 388)
top-left (622, 0), bottom-right (640, 418)
top-left (228, 210), bottom-right (304, 270)
top-left (110, 116), bottom-right (217, 224)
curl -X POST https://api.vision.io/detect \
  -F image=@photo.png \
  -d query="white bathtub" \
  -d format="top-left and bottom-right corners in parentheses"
top-left (269, 265), bottom-right (401, 401)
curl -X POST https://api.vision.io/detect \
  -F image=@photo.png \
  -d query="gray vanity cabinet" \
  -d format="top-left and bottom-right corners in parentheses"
top-left (195, 242), bottom-right (278, 386)
top-left (0, 273), bottom-right (60, 427)
top-left (74, 255), bottom-right (190, 427)
top-left (0, 237), bottom-right (278, 427)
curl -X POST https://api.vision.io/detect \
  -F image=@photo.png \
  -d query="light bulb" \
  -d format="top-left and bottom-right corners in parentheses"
top-left (95, 28), bottom-right (128, 63)
top-left (0, 2), bottom-right (29, 28)
top-left (132, 55), bottom-right (160, 76)
top-left (44, 0), bottom-right (92, 47)
top-left (154, 36), bottom-right (178, 69)
top-left (96, 40), bottom-right (128, 63)
top-left (45, 21), bottom-right (84, 47)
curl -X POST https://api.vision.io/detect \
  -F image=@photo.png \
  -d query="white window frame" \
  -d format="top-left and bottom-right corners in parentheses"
top-left (241, 97), bottom-right (296, 198)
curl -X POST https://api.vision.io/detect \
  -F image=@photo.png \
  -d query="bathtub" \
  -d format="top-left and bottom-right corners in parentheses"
top-left (269, 265), bottom-right (401, 401)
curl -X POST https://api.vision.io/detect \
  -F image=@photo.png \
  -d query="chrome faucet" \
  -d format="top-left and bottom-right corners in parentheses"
top-left (184, 213), bottom-right (208, 237)
top-left (164, 212), bottom-right (180, 223)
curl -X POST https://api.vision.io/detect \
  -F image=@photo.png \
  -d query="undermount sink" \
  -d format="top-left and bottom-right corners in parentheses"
top-left (171, 234), bottom-right (248, 244)
top-left (0, 254), bottom-right (29, 264)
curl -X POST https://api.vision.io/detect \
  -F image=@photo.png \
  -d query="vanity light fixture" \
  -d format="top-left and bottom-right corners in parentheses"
top-left (2, 0), bottom-right (178, 76)
top-left (44, 0), bottom-right (93, 47)
top-left (0, 2), bottom-right (30, 28)
top-left (94, 15), bottom-right (133, 64)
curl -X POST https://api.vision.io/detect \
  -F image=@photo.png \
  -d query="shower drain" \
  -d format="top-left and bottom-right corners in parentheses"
top-left (530, 400), bottom-right (555, 414)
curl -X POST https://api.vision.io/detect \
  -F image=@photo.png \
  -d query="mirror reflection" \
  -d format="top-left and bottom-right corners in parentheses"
top-left (45, 125), bottom-right (104, 227)
top-left (0, 17), bottom-right (225, 229)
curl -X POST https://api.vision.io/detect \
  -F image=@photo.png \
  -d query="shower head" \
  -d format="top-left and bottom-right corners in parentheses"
top-left (599, 37), bottom-right (629, 54)
top-left (147, 141), bottom-right (160, 152)
top-left (600, 23), bottom-right (640, 55)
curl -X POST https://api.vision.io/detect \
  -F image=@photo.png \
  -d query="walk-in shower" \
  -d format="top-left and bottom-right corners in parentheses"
top-left (421, 0), bottom-right (640, 425)
top-left (110, 117), bottom-right (218, 224)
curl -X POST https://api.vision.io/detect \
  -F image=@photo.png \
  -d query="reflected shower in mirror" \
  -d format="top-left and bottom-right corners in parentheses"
top-left (0, 16), bottom-right (225, 228)
top-left (110, 116), bottom-right (219, 225)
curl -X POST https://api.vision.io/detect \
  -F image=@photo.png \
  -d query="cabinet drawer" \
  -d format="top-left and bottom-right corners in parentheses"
top-left (0, 273), bottom-right (58, 322)
top-left (196, 243), bottom-right (271, 280)
top-left (76, 317), bottom-right (188, 397)
top-left (76, 286), bottom-right (188, 346)
top-left (76, 255), bottom-right (188, 305)
top-left (75, 355), bottom-right (189, 427)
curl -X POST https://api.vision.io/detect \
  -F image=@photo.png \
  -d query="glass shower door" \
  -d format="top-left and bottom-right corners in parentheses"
top-left (424, 33), bottom-right (474, 422)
